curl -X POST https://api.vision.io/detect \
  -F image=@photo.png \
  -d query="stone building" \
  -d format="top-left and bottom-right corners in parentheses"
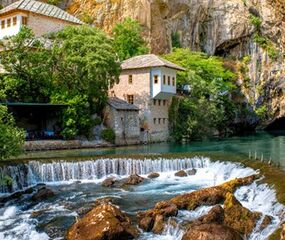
top-left (104, 97), bottom-right (140, 145)
top-left (109, 54), bottom-right (185, 142)
top-left (0, 0), bottom-right (83, 39)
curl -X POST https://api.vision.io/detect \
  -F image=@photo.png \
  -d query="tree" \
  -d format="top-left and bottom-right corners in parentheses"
top-left (0, 27), bottom-right (52, 103)
top-left (0, 95), bottom-right (25, 160)
top-left (165, 49), bottom-right (237, 141)
top-left (51, 25), bottom-right (121, 139)
top-left (112, 17), bottom-right (149, 61)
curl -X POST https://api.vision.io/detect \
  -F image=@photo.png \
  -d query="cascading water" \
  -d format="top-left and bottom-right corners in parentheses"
top-left (0, 157), bottom-right (208, 193)
top-left (0, 157), bottom-right (284, 240)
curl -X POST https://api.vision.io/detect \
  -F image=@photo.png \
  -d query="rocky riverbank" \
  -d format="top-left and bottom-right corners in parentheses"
top-left (65, 174), bottom-right (280, 240)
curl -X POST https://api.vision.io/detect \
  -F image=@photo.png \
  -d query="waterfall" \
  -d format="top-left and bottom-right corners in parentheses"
top-left (0, 157), bottom-right (209, 193)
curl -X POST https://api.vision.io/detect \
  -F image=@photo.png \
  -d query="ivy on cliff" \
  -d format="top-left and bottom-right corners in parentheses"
top-left (164, 49), bottom-right (237, 141)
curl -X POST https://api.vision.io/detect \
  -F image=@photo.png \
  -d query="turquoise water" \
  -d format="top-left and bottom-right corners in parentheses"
top-left (21, 131), bottom-right (285, 168)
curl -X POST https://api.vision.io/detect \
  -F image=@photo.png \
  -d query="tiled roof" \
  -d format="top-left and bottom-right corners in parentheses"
top-left (121, 54), bottom-right (185, 71)
top-left (0, 0), bottom-right (83, 24)
top-left (108, 97), bottom-right (139, 111)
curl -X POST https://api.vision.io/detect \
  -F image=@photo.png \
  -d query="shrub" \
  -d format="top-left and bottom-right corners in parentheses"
top-left (101, 128), bottom-right (115, 143)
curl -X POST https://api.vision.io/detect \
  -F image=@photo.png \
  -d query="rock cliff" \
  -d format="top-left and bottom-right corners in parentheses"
top-left (1, 0), bottom-right (285, 127)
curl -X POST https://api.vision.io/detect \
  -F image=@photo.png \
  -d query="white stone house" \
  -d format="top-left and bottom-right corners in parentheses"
top-left (0, 0), bottom-right (83, 39)
top-left (109, 54), bottom-right (185, 142)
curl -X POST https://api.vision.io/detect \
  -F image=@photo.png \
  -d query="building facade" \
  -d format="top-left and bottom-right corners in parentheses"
top-left (0, 0), bottom-right (83, 39)
top-left (104, 97), bottom-right (140, 145)
top-left (110, 54), bottom-right (184, 142)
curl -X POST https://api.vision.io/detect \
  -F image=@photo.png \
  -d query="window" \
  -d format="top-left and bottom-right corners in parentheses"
top-left (153, 99), bottom-right (156, 105)
top-left (163, 118), bottom-right (166, 124)
top-left (172, 77), bottom-right (175, 86)
top-left (158, 100), bottom-right (161, 106)
top-left (163, 75), bottom-right (166, 85)
top-left (7, 18), bottom-right (11, 27)
top-left (13, 17), bottom-right (17, 26)
top-left (163, 100), bottom-right (167, 106)
top-left (158, 118), bottom-right (161, 124)
top-left (168, 76), bottom-right (171, 85)
top-left (153, 118), bottom-right (157, 124)
top-left (22, 16), bottom-right (28, 25)
top-left (154, 75), bottom-right (159, 84)
top-left (1, 20), bottom-right (5, 29)
top-left (128, 75), bottom-right (133, 84)
top-left (127, 95), bottom-right (134, 104)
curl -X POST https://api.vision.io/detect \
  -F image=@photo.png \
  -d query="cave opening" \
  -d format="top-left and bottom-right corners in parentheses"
top-left (265, 117), bottom-right (285, 131)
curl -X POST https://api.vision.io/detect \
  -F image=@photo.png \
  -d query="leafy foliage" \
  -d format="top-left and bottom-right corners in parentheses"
top-left (0, 27), bottom-right (52, 102)
top-left (112, 17), bottom-right (149, 61)
top-left (101, 128), bottom-right (115, 143)
top-left (164, 49), bottom-right (237, 141)
top-left (50, 26), bottom-right (121, 139)
top-left (0, 26), bottom-right (120, 140)
top-left (0, 103), bottom-right (25, 160)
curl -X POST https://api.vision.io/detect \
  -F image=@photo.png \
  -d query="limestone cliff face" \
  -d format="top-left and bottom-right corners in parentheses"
top-left (1, 0), bottom-right (285, 126)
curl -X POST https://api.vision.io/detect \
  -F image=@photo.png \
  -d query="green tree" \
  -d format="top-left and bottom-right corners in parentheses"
top-left (51, 25), bottom-right (121, 139)
top-left (165, 49), bottom-right (237, 141)
top-left (0, 100), bottom-right (25, 160)
top-left (0, 27), bottom-right (52, 103)
top-left (112, 17), bottom-right (149, 61)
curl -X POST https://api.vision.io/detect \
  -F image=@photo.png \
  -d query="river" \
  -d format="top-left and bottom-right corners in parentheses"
top-left (21, 131), bottom-right (285, 168)
top-left (0, 131), bottom-right (284, 240)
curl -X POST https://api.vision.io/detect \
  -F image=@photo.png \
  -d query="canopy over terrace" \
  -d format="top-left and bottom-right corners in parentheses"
top-left (1, 102), bottom-right (68, 140)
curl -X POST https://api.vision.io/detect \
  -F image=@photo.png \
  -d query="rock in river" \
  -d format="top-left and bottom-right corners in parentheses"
top-left (31, 187), bottom-right (55, 201)
top-left (124, 174), bottom-right (145, 185)
top-left (137, 200), bottom-right (178, 233)
top-left (102, 178), bottom-right (116, 187)
top-left (182, 224), bottom-right (243, 240)
top-left (66, 202), bottom-right (139, 240)
top-left (147, 172), bottom-right (160, 179)
top-left (175, 170), bottom-right (187, 177)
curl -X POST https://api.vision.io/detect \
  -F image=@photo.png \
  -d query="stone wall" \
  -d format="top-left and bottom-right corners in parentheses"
top-left (104, 105), bottom-right (140, 145)
top-left (27, 11), bottom-right (79, 37)
top-left (110, 68), bottom-right (171, 142)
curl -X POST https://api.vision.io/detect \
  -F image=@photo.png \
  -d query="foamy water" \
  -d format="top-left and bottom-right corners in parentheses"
top-left (0, 157), bottom-right (284, 240)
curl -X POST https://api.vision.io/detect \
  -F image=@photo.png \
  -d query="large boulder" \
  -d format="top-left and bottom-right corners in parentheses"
top-left (224, 193), bottom-right (261, 236)
top-left (66, 203), bottom-right (139, 240)
top-left (182, 224), bottom-right (243, 240)
top-left (123, 174), bottom-right (145, 185)
top-left (102, 178), bottom-right (115, 188)
top-left (191, 205), bottom-right (224, 226)
top-left (137, 200), bottom-right (178, 233)
top-left (175, 170), bottom-right (187, 177)
top-left (170, 175), bottom-right (257, 210)
top-left (147, 172), bottom-right (160, 179)
top-left (31, 187), bottom-right (55, 201)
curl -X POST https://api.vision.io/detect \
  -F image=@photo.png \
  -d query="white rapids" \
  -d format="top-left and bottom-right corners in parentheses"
top-left (0, 157), bottom-right (284, 240)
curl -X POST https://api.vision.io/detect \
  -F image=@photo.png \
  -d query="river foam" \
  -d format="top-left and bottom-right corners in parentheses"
top-left (0, 157), bottom-right (284, 240)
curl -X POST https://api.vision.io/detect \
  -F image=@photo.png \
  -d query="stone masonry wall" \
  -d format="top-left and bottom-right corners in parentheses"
top-left (27, 12), bottom-right (79, 36)
top-left (110, 68), bottom-right (170, 142)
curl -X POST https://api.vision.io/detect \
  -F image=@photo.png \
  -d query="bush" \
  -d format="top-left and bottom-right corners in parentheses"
top-left (101, 128), bottom-right (115, 143)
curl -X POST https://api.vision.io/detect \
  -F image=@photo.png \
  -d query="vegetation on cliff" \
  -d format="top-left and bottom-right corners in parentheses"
top-left (112, 17), bottom-right (149, 61)
top-left (165, 49), bottom-right (237, 141)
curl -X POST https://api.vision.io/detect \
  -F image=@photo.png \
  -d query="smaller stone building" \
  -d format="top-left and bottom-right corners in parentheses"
top-left (104, 97), bottom-right (140, 145)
